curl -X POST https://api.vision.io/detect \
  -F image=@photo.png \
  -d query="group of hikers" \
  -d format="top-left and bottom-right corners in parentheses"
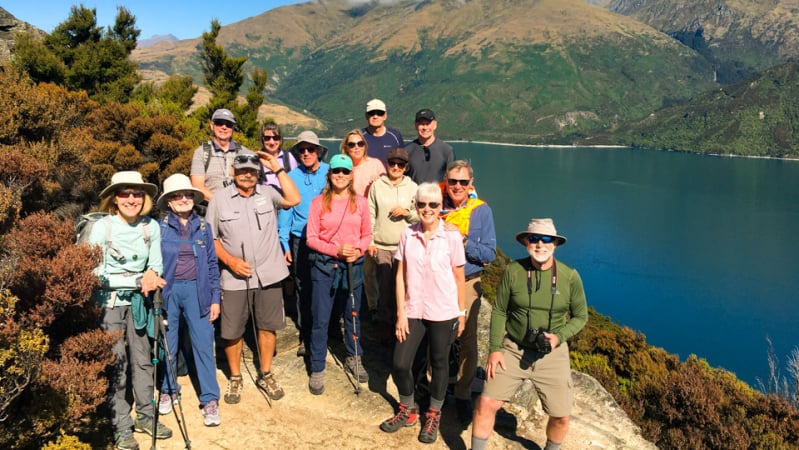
top-left (86, 99), bottom-right (588, 450)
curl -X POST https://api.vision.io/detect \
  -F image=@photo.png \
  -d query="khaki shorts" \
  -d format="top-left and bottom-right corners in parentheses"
top-left (481, 337), bottom-right (573, 417)
top-left (221, 284), bottom-right (285, 340)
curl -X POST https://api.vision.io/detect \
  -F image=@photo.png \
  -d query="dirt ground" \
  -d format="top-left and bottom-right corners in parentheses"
top-left (119, 308), bottom-right (653, 450)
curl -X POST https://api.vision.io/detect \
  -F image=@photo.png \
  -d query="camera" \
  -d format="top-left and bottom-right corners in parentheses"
top-left (523, 328), bottom-right (551, 354)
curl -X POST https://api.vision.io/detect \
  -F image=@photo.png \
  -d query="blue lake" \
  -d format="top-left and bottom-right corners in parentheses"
top-left (443, 143), bottom-right (798, 387)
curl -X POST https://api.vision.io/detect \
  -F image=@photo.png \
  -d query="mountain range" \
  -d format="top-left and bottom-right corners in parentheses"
top-left (11, 1), bottom-right (799, 156)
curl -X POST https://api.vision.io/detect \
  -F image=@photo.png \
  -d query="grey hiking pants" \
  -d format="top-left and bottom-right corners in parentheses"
top-left (101, 304), bottom-right (155, 432)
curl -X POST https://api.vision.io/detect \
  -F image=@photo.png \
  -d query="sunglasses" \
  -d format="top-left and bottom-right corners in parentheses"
top-left (388, 160), bottom-right (407, 168)
top-left (116, 189), bottom-right (145, 199)
top-left (330, 168), bottom-right (351, 175)
top-left (234, 154), bottom-right (260, 165)
top-left (416, 201), bottom-right (441, 209)
top-left (298, 146), bottom-right (317, 154)
top-left (346, 140), bottom-right (366, 149)
top-left (367, 110), bottom-right (386, 117)
top-left (262, 135), bottom-right (281, 141)
top-left (447, 178), bottom-right (470, 187)
top-left (213, 120), bottom-right (234, 128)
top-left (526, 234), bottom-right (555, 244)
top-left (170, 192), bottom-right (194, 201)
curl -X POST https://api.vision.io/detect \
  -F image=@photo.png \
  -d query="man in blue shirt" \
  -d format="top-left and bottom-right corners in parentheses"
top-left (361, 98), bottom-right (404, 166)
top-left (278, 131), bottom-right (330, 356)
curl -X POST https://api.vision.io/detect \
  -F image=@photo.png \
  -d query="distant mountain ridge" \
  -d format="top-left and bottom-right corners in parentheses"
top-left (132, 0), bottom-right (717, 141)
top-left (137, 33), bottom-right (178, 48)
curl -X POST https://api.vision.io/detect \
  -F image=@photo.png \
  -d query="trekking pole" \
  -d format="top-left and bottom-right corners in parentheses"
top-left (241, 243), bottom-right (272, 408)
top-left (153, 289), bottom-right (191, 449)
top-left (150, 290), bottom-right (160, 450)
top-left (348, 262), bottom-right (361, 396)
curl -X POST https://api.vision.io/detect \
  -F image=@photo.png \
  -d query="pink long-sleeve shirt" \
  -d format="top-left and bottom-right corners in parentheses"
top-left (306, 195), bottom-right (372, 258)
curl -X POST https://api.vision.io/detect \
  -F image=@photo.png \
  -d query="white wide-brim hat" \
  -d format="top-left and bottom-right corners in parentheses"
top-left (99, 171), bottom-right (158, 200)
top-left (156, 173), bottom-right (204, 211)
top-left (515, 218), bottom-right (567, 246)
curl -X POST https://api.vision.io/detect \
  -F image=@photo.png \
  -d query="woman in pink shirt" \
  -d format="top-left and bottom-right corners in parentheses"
top-left (306, 154), bottom-right (372, 395)
top-left (341, 129), bottom-right (385, 197)
top-left (379, 182), bottom-right (466, 444)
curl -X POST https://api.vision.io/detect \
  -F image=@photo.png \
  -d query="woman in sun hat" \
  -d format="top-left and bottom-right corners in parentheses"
top-left (88, 171), bottom-right (172, 449)
top-left (155, 173), bottom-right (222, 427)
top-left (305, 154), bottom-right (372, 395)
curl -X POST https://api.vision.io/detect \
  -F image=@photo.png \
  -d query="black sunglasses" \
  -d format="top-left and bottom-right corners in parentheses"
top-left (298, 146), bottom-right (318, 154)
top-left (527, 234), bottom-right (555, 244)
top-left (116, 189), bottom-right (145, 199)
top-left (346, 141), bottom-right (366, 149)
top-left (234, 154), bottom-right (260, 165)
top-left (388, 160), bottom-right (407, 168)
top-left (367, 110), bottom-right (386, 117)
top-left (262, 135), bottom-right (281, 141)
top-left (447, 178), bottom-right (470, 187)
top-left (330, 168), bottom-right (351, 175)
top-left (213, 120), bottom-right (234, 128)
top-left (416, 201), bottom-right (441, 209)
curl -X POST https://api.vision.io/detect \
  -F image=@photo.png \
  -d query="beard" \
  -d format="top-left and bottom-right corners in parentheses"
top-left (528, 248), bottom-right (552, 265)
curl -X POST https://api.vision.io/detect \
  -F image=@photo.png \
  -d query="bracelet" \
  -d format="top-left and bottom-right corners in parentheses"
top-left (459, 309), bottom-right (467, 317)
top-left (274, 168), bottom-right (285, 176)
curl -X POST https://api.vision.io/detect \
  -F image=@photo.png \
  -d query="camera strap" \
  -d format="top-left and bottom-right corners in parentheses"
top-left (526, 260), bottom-right (557, 333)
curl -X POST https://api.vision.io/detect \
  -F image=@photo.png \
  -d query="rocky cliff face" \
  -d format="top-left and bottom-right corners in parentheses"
top-left (0, 8), bottom-right (44, 64)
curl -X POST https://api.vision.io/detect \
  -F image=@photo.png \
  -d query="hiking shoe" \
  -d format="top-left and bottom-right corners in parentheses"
top-left (256, 372), bottom-right (285, 400)
top-left (114, 429), bottom-right (139, 450)
top-left (345, 355), bottom-right (369, 383)
top-left (418, 408), bottom-right (441, 444)
top-left (202, 399), bottom-right (221, 427)
top-left (134, 414), bottom-right (173, 439)
top-left (224, 375), bottom-right (243, 404)
top-left (455, 398), bottom-right (473, 424)
top-left (296, 341), bottom-right (307, 357)
top-left (309, 371), bottom-right (325, 395)
top-left (379, 402), bottom-right (419, 433)
top-left (158, 392), bottom-right (178, 415)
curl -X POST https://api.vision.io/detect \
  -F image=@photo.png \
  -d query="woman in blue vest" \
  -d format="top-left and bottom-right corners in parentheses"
top-left (156, 174), bottom-right (222, 427)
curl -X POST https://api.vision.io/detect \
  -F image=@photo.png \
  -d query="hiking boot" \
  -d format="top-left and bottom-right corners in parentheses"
top-left (114, 429), bottom-right (139, 450)
top-left (309, 371), bottom-right (325, 395)
top-left (158, 392), bottom-right (178, 415)
top-left (345, 355), bottom-right (369, 383)
top-left (224, 375), bottom-right (243, 404)
top-left (134, 414), bottom-right (173, 439)
top-left (202, 399), bottom-right (221, 427)
top-left (296, 341), bottom-right (306, 357)
top-left (379, 402), bottom-right (419, 433)
top-left (418, 408), bottom-right (441, 444)
top-left (256, 372), bottom-right (285, 400)
top-left (456, 398), bottom-right (473, 424)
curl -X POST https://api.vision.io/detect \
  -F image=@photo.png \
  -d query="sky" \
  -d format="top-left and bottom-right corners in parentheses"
top-left (5, 1), bottom-right (307, 40)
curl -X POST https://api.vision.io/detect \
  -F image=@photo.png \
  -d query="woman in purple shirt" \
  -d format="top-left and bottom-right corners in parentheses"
top-left (156, 174), bottom-right (221, 427)
top-left (379, 182), bottom-right (466, 444)
top-left (306, 154), bottom-right (372, 395)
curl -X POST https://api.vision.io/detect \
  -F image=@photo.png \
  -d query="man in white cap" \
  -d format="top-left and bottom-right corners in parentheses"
top-left (362, 98), bottom-right (404, 166)
top-left (190, 108), bottom-right (252, 201)
top-left (206, 149), bottom-right (300, 404)
top-left (471, 218), bottom-right (588, 450)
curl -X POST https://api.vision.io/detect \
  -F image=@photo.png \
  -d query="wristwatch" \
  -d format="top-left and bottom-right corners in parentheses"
top-left (459, 309), bottom-right (467, 317)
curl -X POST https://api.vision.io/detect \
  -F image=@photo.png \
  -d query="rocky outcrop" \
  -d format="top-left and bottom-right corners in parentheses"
top-left (0, 8), bottom-right (45, 64)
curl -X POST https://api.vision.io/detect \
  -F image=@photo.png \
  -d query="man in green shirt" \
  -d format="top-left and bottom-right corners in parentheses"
top-left (471, 218), bottom-right (588, 450)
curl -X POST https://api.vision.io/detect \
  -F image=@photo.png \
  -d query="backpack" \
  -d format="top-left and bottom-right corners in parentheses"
top-left (202, 140), bottom-right (265, 183)
top-left (76, 212), bottom-right (151, 263)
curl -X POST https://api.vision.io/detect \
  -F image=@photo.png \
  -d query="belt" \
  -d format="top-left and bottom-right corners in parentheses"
top-left (465, 272), bottom-right (482, 282)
